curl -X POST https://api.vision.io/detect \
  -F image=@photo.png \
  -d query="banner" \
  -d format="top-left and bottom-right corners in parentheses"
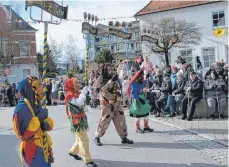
top-left (141, 35), bottom-right (156, 43)
top-left (25, 0), bottom-right (68, 19)
top-left (82, 22), bottom-right (97, 35)
top-left (108, 28), bottom-right (132, 39)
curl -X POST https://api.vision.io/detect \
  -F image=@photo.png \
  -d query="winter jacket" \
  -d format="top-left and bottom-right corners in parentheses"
top-left (185, 78), bottom-right (203, 98)
top-left (173, 80), bottom-right (186, 95)
top-left (204, 78), bottom-right (227, 99)
top-left (160, 79), bottom-right (172, 97)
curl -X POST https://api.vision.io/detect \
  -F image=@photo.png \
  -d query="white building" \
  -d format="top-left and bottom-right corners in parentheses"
top-left (135, 0), bottom-right (228, 74)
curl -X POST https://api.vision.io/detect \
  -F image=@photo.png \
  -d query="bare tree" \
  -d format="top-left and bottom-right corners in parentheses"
top-left (0, 2), bottom-right (22, 68)
top-left (64, 35), bottom-right (80, 73)
top-left (143, 18), bottom-right (202, 65)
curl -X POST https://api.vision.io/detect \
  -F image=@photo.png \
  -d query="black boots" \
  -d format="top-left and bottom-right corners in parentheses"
top-left (94, 137), bottom-right (102, 146)
top-left (69, 152), bottom-right (82, 160)
top-left (121, 137), bottom-right (134, 144)
top-left (143, 127), bottom-right (154, 132)
top-left (86, 161), bottom-right (97, 167)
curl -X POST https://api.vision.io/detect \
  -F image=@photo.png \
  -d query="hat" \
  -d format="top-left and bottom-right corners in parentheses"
top-left (190, 71), bottom-right (196, 75)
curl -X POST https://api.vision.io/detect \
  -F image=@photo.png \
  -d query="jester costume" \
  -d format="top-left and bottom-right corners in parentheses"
top-left (93, 64), bottom-right (134, 146)
top-left (128, 70), bottom-right (153, 133)
top-left (65, 77), bottom-right (97, 167)
top-left (13, 76), bottom-right (54, 167)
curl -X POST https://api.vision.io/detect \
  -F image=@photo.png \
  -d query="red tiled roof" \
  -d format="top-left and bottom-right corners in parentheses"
top-left (135, 0), bottom-right (223, 16)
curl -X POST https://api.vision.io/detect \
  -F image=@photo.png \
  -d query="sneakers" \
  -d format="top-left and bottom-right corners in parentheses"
top-left (136, 128), bottom-right (144, 133)
top-left (94, 137), bottom-right (102, 146)
top-left (121, 137), bottom-right (134, 144)
top-left (143, 127), bottom-right (154, 132)
top-left (69, 152), bottom-right (82, 160)
top-left (86, 161), bottom-right (97, 167)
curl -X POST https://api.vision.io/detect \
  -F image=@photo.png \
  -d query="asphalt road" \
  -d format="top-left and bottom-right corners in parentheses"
top-left (0, 106), bottom-right (224, 167)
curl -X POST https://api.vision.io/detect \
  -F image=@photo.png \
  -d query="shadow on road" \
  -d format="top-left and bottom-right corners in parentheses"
top-left (0, 134), bottom-right (21, 167)
top-left (104, 141), bottom-right (195, 149)
top-left (161, 129), bottom-right (228, 135)
top-left (93, 159), bottom-right (224, 167)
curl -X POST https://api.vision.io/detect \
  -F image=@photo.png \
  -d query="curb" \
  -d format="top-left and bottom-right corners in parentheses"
top-left (149, 117), bottom-right (228, 147)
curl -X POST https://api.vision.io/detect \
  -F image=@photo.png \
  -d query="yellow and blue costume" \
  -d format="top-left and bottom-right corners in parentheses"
top-left (13, 76), bottom-right (54, 167)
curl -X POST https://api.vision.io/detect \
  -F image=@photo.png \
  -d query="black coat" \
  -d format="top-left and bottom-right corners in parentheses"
top-left (160, 79), bottom-right (172, 96)
top-left (185, 78), bottom-right (203, 97)
top-left (173, 80), bottom-right (186, 95)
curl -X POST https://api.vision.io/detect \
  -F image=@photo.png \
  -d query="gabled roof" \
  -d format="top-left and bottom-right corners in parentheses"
top-left (4, 5), bottom-right (37, 31)
top-left (135, 0), bottom-right (224, 16)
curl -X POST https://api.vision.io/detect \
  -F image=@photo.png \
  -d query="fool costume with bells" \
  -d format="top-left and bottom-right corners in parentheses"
top-left (128, 70), bottom-right (153, 133)
top-left (13, 76), bottom-right (54, 167)
top-left (94, 64), bottom-right (134, 146)
top-left (65, 77), bottom-right (97, 167)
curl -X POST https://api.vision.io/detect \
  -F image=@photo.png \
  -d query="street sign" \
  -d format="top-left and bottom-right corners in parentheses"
top-left (25, 0), bottom-right (68, 19)
top-left (4, 68), bottom-right (11, 75)
top-left (82, 22), bottom-right (98, 35)
top-left (108, 28), bottom-right (132, 39)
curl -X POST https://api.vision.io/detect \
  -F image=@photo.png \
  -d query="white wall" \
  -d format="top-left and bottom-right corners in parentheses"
top-left (137, 1), bottom-right (228, 74)
top-left (7, 64), bottom-right (39, 84)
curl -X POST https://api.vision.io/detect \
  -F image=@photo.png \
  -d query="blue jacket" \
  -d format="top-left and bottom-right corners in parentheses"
top-left (170, 73), bottom-right (177, 89)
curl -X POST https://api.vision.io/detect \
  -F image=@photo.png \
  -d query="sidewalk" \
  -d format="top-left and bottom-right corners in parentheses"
top-left (149, 116), bottom-right (228, 146)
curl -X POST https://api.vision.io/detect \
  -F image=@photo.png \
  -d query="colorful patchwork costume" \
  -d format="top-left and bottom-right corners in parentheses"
top-left (65, 77), bottom-right (97, 167)
top-left (13, 76), bottom-right (54, 167)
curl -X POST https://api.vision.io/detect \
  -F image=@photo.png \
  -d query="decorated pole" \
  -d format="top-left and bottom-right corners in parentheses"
top-left (112, 42), bottom-right (119, 105)
top-left (42, 23), bottom-right (48, 108)
top-left (84, 43), bottom-right (89, 86)
top-left (82, 12), bottom-right (98, 86)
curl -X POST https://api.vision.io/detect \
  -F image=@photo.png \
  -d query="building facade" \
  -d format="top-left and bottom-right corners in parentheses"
top-left (135, 1), bottom-right (228, 75)
top-left (89, 21), bottom-right (142, 61)
top-left (0, 4), bottom-right (39, 84)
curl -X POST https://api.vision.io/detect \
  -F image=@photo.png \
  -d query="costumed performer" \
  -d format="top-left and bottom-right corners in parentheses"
top-left (13, 76), bottom-right (54, 167)
top-left (65, 77), bottom-right (97, 167)
top-left (128, 70), bottom-right (153, 133)
top-left (93, 64), bottom-right (134, 146)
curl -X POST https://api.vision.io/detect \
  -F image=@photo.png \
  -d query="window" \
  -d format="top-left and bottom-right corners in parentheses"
top-left (212, 11), bottom-right (225, 28)
top-left (96, 47), bottom-right (100, 52)
top-left (131, 43), bottom-right (134, 50)
top-left (179, 49), bottom-right (193, 65)
top-left (202, 47), bottom-right (215, 68)
top-left (111, 46), bottom-right (114, 51)
top-left (95, 38), bottom-right (100, 42)
top-left (23, 69), bottom-right (30, 79)
top-left (20, 41), bottom-right (30, 57)
top-left (135, 32), bottom-right (139, 39)
top-left (225, 46), bottom-right (228, 63)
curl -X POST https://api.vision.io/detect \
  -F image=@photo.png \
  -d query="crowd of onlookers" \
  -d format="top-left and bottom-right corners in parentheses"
top-left (0, 77), bottom-right (66, 107)
top-left (88, 55), bottom-right (228, 121)
top-left (0, 83), bottom-right (19, 107)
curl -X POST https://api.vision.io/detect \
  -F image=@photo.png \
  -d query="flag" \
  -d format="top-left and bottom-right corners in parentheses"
top-left (214, 28), bottom-right (226, 36)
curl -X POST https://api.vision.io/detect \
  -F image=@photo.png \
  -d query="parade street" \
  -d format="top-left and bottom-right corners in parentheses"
top-left (0, 106), bottom-right (226, 167)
